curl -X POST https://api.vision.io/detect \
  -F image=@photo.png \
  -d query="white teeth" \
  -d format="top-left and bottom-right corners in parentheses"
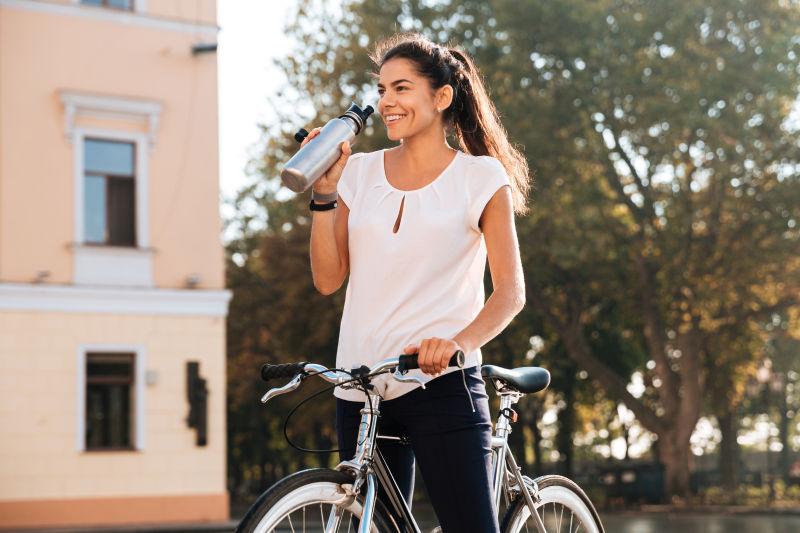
top-left (386, 114), bottom-right (406, 122)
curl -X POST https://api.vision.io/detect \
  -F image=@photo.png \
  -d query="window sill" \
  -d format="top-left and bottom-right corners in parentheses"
top-left (71, 244), bottom-right (154, 287)
top-left (83, 447), bottom-right (140, 453)
top-left (72, 242), bottom-right (156, 254)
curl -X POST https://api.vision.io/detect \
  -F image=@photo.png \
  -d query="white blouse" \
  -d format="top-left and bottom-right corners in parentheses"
top-left (334, 148), bottom-right (511, 402)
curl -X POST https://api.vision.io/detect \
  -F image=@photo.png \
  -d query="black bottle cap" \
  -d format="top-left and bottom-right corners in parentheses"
top-left (339, 103), bottom-right (375, 134)
top-left (294, 128), bottom-right (309, 144)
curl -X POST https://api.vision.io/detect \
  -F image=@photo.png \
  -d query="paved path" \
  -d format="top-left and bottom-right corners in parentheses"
top-left (600, 513), bottom-right (800, 533)
top-left (30, 511), bottom-right (800, 532)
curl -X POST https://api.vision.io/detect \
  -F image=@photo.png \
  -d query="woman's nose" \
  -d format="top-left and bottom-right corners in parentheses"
top-left (380, 95), bottom-right (395, 111)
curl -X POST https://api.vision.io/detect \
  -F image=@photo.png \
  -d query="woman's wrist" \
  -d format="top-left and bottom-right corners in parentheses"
top-left (311, 190), bottom-right (339, 203)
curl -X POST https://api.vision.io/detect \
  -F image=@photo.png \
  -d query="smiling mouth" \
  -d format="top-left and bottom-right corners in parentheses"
top-left (384, 114), bottom-right (407, 125)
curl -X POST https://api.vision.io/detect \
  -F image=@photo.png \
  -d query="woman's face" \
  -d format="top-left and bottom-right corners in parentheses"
top-left (377, 57), bottom-right (451, 142)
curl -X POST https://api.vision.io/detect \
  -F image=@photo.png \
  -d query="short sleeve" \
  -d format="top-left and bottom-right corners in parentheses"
top-left (468, 156), bottom-right (511, 232)
top-left (336, 152), bottom-right (365, 208)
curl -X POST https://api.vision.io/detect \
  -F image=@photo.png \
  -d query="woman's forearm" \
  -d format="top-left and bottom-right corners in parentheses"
top-left (453, 288), bottom-right (525, 354)
top-left (309, 209), bottom-right (345, 294)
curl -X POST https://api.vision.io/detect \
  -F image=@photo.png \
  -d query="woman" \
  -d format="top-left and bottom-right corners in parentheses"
top-left (304, 33), bottom-right (530, 532)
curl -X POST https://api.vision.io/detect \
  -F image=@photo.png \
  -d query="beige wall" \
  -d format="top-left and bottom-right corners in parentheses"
top-left (0, 311), bottom-right (227, 502)
top-left (0, 2), bottom-right (230, 527)
top-left (148, 0), bottom-right (217, 25)
top-left (0, 3), bottom-right (223, 289)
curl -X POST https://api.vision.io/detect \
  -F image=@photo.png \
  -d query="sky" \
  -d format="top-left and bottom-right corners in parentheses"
top-left (217, 0), bottom-right (295, 206)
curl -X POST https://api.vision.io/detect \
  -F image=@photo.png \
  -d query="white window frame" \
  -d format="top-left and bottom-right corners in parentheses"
top-left (74, 128), bottom-right (150, 249)
top-left (73, 0), bottom-right (145, 14)
top-left (76, 344), bottom-right (146, 452)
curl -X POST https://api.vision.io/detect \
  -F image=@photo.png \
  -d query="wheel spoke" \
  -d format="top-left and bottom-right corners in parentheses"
top-left (287, 512), bottom-right (296, 533)
top-left (325, 503), bottom-right (344, 532)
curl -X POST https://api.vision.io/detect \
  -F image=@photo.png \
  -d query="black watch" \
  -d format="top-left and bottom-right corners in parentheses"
top-left (309, 199), bottom-right (338, 211)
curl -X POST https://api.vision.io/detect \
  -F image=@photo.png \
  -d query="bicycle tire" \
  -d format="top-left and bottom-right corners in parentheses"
top-left (500, 475), bottom-right (604, 533)
top-left (236, 468), bottom-right (399, 533)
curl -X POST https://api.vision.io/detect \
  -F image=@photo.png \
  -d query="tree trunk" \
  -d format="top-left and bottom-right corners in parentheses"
top-left (530, 399), bottom-right (543, 473)
top-left (779, 388), bottom-right (790, 484)
top-left (556, 371), bottom-right (576, 477)
top-left (717, 411), bottom-right (740, 490)
top-left (658, 430), bottom-right (692, 499)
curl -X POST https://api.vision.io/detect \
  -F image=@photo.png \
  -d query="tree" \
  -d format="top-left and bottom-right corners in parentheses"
top-left (227, 0), bottom-right (800, 499)
top-left (509, 0), bottom-right (800, 497)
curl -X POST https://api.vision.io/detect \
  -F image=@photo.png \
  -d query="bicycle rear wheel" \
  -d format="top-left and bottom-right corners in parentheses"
top-left (500, 475), bottom-right (604, 533)
top-left (236, 468), bottom-right (398, 533)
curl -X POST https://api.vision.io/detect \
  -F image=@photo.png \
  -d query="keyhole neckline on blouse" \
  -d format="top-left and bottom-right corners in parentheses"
top-left (392, 195), bottom-right (405, 234)
top-left (381, 147), bottom-right (462, 194)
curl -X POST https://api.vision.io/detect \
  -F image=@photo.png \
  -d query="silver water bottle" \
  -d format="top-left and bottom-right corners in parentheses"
top-left (281, 103), bottom-right (375, 193)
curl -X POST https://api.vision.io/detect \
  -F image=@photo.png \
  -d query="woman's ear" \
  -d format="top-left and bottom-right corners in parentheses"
top-left (436, 84), bottom-right (455, 112)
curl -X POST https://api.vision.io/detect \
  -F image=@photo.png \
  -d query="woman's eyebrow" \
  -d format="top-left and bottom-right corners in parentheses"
top-left (377, 79), bottom-right (415, 88)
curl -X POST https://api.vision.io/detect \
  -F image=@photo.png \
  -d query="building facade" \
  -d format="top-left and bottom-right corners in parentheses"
top-left (0, 0), bottom-right (230, 528)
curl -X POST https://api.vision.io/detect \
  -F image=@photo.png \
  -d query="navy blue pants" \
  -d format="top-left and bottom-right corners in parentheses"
top-left (336, 366), bottom-right (500, 533)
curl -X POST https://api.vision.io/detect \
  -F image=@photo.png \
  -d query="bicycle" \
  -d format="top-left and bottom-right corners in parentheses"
top-left (236, 351), bottom-right (605, 533)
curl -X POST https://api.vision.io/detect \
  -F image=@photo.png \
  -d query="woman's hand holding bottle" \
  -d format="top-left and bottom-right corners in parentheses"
top-left (302, 127), bottom-right (352, 196)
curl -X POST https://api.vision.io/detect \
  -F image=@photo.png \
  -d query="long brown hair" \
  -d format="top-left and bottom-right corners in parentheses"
top-left (370, 32), bottom-right (531, 215)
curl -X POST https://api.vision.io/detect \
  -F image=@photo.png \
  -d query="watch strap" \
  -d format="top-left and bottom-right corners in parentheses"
top-left (309, 199), bottom-right (338, 211)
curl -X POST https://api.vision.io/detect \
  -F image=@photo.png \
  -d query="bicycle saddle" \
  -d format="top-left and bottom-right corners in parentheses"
top-left (481, 365), bottom-right (551, 394)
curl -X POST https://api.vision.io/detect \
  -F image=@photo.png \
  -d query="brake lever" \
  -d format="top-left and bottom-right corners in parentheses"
top-left (392, 369), bottom-right (427, 389)
top-left (261, 373), bottom-right (304, 403)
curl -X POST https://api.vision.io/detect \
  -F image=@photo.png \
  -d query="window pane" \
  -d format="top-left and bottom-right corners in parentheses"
top-left (108, 178), bottom-right (136, 246)
top-left (84, 139), bottom-right (134, 176)
top-left (86, 353), bottom-right (134, 450)
top-left (84, 174), bottom-right (106, 243)
top-left (87, 353), bottom-right (133, 378)
top-left (107, 0), bottom-right (133, 10)
top-left (86, 384), bottom-right (131, 448)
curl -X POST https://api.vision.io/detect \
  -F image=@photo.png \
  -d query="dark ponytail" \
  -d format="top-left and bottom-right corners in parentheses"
top-left (370, 32), bottom-right (531, 215)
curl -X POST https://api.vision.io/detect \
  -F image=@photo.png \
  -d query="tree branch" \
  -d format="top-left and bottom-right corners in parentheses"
top-left (527, 288), bottom-right (667, 435)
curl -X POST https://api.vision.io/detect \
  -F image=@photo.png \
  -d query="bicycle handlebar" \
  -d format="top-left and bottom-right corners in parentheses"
top-left (260, 361), bottom-right (308, 381)
top-left (398, 351), bottom-right (465, 372)
top-left (260, 350), bottom-right (465, 384)
top-left (259, 351), bottom-right (465, 404)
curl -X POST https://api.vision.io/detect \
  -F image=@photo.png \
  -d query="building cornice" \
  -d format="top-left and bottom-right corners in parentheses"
top-left (59, 90), bottom-right (162, 147)
top-left (0, 0), bottom-right (219, 36)
top-left (0, 283), bottom-right (232, 317)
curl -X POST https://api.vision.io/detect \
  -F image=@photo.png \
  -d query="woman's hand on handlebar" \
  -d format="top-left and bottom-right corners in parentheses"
top-left (403, 337), bottom-right (464, 376)
top-left (302, 126), bottom-right (352, 196)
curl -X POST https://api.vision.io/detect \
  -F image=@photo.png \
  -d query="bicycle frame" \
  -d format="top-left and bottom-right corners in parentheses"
top-left (334, 388), bottom-right (547, 533)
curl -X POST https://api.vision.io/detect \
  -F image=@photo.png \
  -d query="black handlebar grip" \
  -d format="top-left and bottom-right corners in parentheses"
top-left (260, 362), bottom-right (307, 382)
top-left (398, 350), bottom-right (465, 373)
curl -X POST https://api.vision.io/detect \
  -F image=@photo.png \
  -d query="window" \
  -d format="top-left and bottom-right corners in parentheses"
top-left (80, 0), bottom-right (135, 10)
top-left (85, 352), bottom-right (135, 450)
top-left (84, 138), bottom-right (136, 246)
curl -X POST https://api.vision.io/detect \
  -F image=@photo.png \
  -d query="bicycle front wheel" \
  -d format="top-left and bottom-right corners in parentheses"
top-left (236, 468), bottom-right (398, 533)
top-left (500, 475), bottom-right (604, 533)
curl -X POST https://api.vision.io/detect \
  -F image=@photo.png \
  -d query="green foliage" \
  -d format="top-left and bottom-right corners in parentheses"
top-left (225, 0), bottom-right (800, 499)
